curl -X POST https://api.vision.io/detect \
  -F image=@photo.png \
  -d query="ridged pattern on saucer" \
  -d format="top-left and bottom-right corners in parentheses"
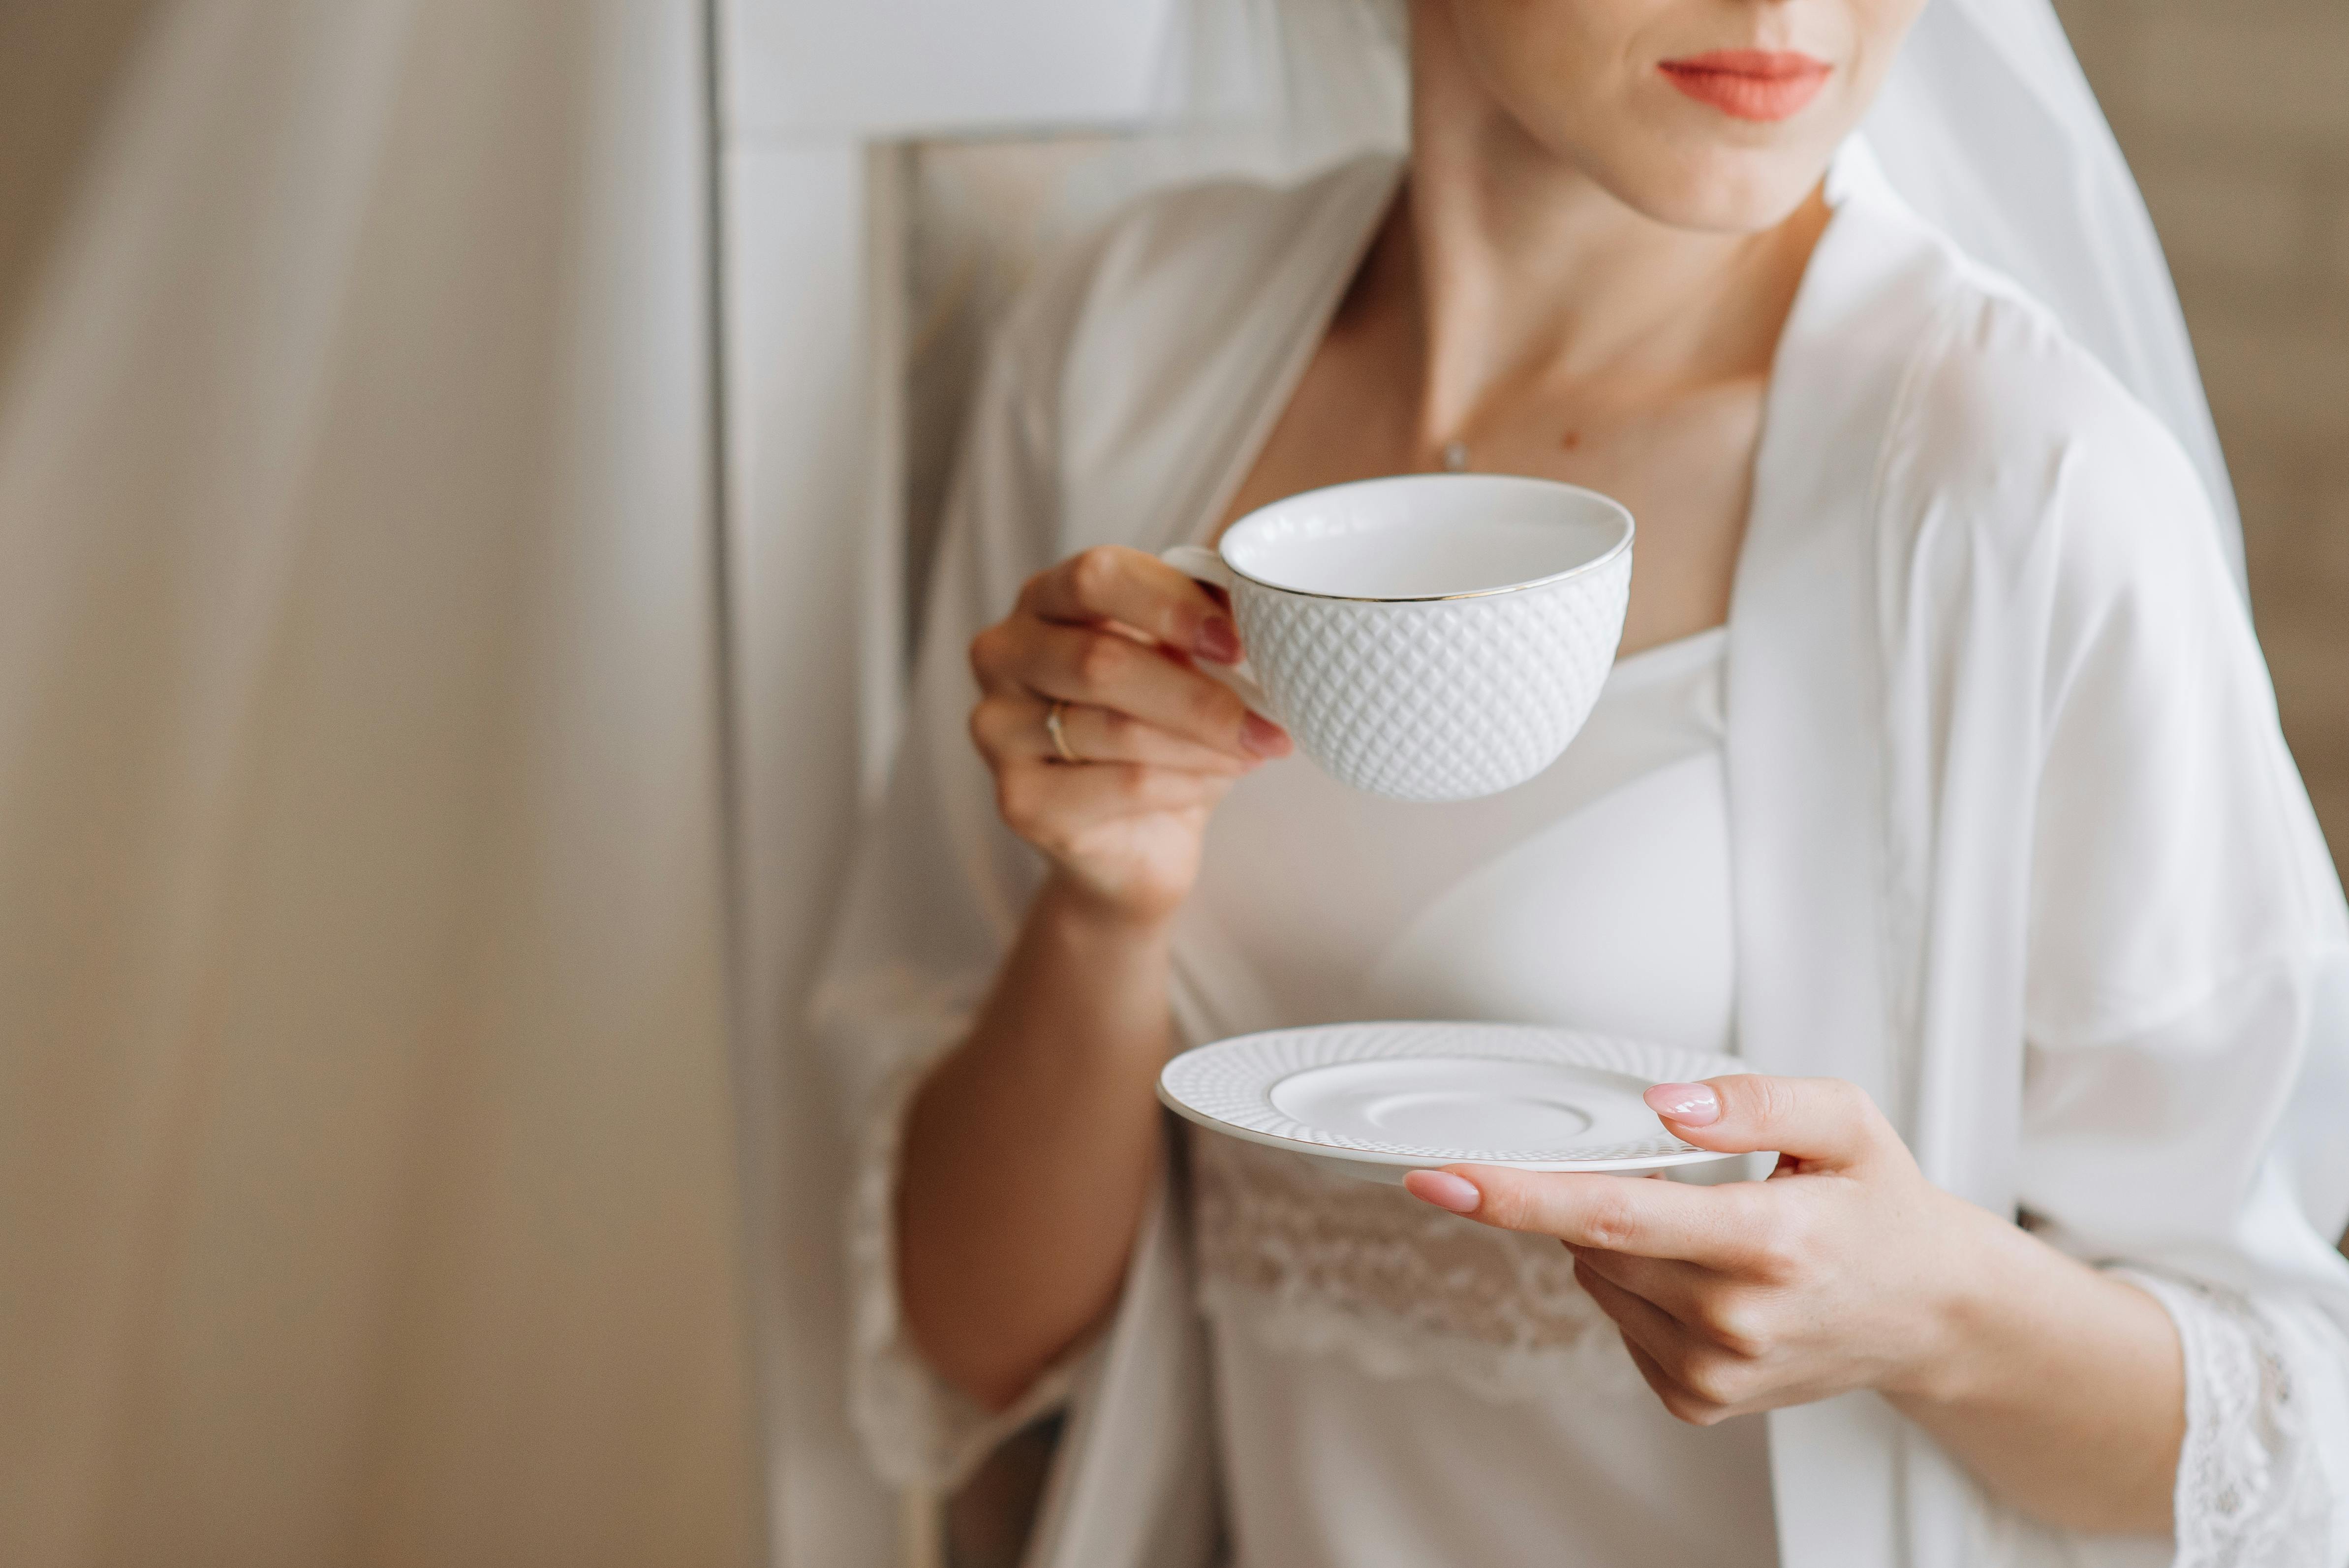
top-left (1236, 549), bottom-right (1630, 803)
top-left (1160, 1020), bottom-right (1739, 1164)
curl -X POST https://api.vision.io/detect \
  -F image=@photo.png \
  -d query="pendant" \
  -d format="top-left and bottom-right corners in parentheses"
top-left (1440, 440), bottom-right (1469, 473)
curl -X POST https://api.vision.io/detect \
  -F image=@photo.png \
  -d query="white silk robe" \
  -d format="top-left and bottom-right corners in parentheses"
top-left (816, 143), bottom-right (2349, 1567)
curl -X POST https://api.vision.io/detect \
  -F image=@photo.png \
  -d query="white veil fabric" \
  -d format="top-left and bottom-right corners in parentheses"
top-left (1863, 0), bottom-right (2244, 587)
top-left (1150, 0), bottom-right (2247, 587)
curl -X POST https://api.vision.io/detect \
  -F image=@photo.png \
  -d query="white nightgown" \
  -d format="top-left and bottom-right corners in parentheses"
top-left (819, 146), bottom-right (2349, 1568)
top-left (1186, 628), bottom-right (1778, 1567)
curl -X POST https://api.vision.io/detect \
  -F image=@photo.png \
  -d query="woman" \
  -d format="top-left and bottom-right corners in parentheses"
top-left (819, 0), bottom-right (2349, 1562)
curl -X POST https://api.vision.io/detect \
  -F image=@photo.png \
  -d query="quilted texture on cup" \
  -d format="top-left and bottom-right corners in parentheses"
top-left (1235, 550), bottom-right (1631, 802)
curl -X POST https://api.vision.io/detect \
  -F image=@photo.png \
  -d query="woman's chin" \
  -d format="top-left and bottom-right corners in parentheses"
top-left (1593, 144), bottom-right (1831, 236)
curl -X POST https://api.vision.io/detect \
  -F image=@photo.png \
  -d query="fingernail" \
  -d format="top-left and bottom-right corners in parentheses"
top-left (1240, 712), bottom-right (1291, 758)
top-left (1196, 617), bottom-right (1241, 664)
top-left (1403, 1169), bottom-right (1481, 1213)
top-left (1645, 1082), bottom-right (1720, 1125)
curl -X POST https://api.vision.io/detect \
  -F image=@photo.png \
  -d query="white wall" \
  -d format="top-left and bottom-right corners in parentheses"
top-left (712, 6), bottom-right (1179, 1564)
top-left (719, 138), bottom-right (896, 1568)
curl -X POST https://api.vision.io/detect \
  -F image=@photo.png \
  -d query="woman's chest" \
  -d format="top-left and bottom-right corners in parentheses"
top-left (1173, 595), bottom-right (1763, 1516)
top-left (1214, 343), bottom-right (1766, 657)
top-left (1181, 629), bottom-right (1735, 1054)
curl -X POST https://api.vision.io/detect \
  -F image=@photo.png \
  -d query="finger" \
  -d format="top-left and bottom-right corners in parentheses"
top-left (1619, 1334), bottom-right (1697, 1417)
top-left (1572, 1259), bottom-right (1696, 1375)
top-left (1051, 701), bottom-right (1264, 773)
top-left (1026, 623), bottom-right (1287, 759)
top-left (968, 616), bottom-right (1182, 695)
top-left (1022, 546), bottom-right (1243, 665)
top-left (1574, 1247), bottom-right (1781, 1362)
top-left (1566, 1247), bottom-right (1719, 1329)
top-left (1616, 1326), bottom-right (1731, 1428)
top-left (971, 696), bottom-right (1257, 776)
top-left (1408, 1165), bottom-right (1770, 1268)
top-left (991, 757), bottom-right (1235, 847)
top-left (1575, 1261), bottom-right (1746, 1422)
top-left (1642, 1074), bottom-right (1894, 1172)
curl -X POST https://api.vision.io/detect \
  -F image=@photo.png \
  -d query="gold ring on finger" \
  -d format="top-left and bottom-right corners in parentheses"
top-left (1044, 700), bottom-right (1082, 765)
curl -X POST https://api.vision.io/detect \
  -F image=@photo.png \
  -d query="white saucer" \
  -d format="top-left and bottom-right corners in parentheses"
top-left (1158, 1021), bottom-right (1745, 1184)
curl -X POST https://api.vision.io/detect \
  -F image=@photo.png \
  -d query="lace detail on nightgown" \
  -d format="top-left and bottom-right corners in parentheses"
top-left (1191, 1127), bottom-right (1644, 1403)
top-left (2119, 1269), bottom-right (2339, 1568)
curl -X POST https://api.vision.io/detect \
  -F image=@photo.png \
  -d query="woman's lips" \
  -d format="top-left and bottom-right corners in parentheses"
top-left (1658, 49), bottom-right (1831, 123)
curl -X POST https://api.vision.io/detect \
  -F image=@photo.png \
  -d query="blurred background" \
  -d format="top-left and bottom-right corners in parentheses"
top-left (0, 5), bottom-right (2340, 1568)
top-left (2055, 0), bottom-right (2349, 860)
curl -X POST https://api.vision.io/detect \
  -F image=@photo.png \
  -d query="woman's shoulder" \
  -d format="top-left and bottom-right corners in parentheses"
top-left (1000, 152), bottom-right (1394, 370)
top-left (991, 156), bottom-right (1397, 527)
top-left (1907, 265), bottom-right (2198, 492)
top-left (1852, 193), bottom-right (2232, 604)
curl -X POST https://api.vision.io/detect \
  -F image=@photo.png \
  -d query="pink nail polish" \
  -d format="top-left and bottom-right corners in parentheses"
top-left (1240, 712), bottom-right (1290, 758)
top-left (1196, 617), bottom-right (1241, 664)
top-left (1404, 1169), bottom-right (1481, 1213)
top-left (1644, 1082), bottom-right (1720, 1125)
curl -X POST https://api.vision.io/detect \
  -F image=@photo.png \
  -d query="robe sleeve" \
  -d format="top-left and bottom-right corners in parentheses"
top-left (2011, 400), bottom-right (2349, 1564)
top-left (809, 276), bottom-right (1096, 1493)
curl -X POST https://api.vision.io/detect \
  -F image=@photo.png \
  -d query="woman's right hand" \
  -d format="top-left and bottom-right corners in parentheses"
top-left (968, 545), bottom-right (1291, 928)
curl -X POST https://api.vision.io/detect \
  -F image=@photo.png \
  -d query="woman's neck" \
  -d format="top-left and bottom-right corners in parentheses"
top-left (1369, 6), bottom-right (1829, 453)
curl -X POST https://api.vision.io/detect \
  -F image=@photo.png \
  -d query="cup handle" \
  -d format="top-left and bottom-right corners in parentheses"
top-left (1159, 545), bottom-right (1273, 717)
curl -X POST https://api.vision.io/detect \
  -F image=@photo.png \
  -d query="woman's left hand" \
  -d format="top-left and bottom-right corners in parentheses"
top-left (1402, 1075), bottom-right (2006, 1423)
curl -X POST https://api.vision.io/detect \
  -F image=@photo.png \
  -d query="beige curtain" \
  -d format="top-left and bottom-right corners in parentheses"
top-left (0, 3), bottom-right (760, 1564)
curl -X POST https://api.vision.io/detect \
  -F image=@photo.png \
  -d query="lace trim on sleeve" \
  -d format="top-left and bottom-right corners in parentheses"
top-left (2114, 1268), bottom-right (2338, 1567)
top-left (823, 964), bottom-right (1091, 1492)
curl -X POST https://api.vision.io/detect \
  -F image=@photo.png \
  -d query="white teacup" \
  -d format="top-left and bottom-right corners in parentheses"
top-left (1164, 474), bottom-right (1633, 803)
